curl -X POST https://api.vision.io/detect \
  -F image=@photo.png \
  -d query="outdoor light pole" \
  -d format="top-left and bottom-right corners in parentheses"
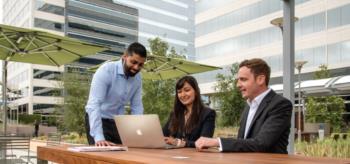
top-left (270, 17), bottom-right (299, 32)
top-left (271, 0), bottom-right (297, 154)
top-left (2, 60), bottom-right (8, 135)
top-left (295, 60), bottom-right (307, 142)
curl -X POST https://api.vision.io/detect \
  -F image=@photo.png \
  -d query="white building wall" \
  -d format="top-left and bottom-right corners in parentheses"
top-left (3, 0), bottom-right (65, 115)
top-left (114, 0), bottom-right (195, 59)
top-left (195, 0), bottom-right (350, 94)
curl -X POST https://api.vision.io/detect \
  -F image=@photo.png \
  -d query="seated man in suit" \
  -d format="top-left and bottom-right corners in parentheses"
top-left (195, 58), bottom-right (292, 154)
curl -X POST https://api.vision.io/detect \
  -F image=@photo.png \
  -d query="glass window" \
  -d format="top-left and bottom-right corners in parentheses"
top-left (195, 0), bottom-right (236, 14)
top-left (327, 8), bottom-right (341, 29)
top-left (301, 15), bottom-right (313, 35)
top-left (302, 48), bottom-right (313, 67)
top-left (33, 104), bottom-right (57, 110)
top-left (34, 18), bottom-right (64, 32)
top-left (33, 69), bottom-right (62, 80)
top-left (313, 46), bottom-right (326, 67)
top-left (67, 6), bottom-right (137, 30)
top-left (327, 43), bottom-right (341, 65)
top-left (267, 55), bottom-right (282, 72)
top-left (341, 5), bottom-right (350, 26)
top-left (36, 0), bottom-right (64, 15)
top-left (341, 41), bottom-right (350, 61)
top-left (313, 13), bottom-right (325, 32)
top-left (33, 87), bottom-right (62, 96)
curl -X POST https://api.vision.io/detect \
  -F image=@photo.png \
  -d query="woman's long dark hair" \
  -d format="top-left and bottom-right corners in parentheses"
top-left (169, 76), bottom-right (204, 135)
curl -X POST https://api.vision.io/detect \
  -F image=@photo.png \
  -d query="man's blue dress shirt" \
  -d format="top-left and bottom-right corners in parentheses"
top-left (85, 60), bottom-right (143, 142)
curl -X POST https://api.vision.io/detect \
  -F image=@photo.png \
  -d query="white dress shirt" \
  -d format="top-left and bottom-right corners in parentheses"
top-left (218, 88), bottom-right (271, 151)
top-left (243, 88), bottom-right (271, 138)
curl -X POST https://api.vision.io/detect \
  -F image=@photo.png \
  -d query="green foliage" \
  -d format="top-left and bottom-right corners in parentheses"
top-left (295, 137), bottom-right (350, 158)
top-left (313, 64), bottom-right (330, 79)
top-left (305, 96), bottom-right (345, 132)
top-left (46, 116), bottom-right (59, 127)
top-left (212, 64), bottom-right (245, 127)
top-left (142, 37), bottom-right (184, 125)
top-left (214, 126), bottom-right (239, 138)
top-left (61, 132), bottom-right (88, 144)
top-left (18, 114), bottom-right (41, 124)
top-left (56, 71), bottom-right (92, 136)
top-left (306, 65), bottom-right (345, 132)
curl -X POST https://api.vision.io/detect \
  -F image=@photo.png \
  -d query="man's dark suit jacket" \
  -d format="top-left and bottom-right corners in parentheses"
top-left (221, 90), bottom-right (292, 154)
top-left (163, 107), bottom-right (216, 147)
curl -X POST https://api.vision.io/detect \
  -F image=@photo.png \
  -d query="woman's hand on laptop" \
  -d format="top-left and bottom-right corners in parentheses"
top-left (164, 137), bottom-right (186, 147)
top-left (164, 137), bottom-right (177, 145)
top-left (95, 140), bottom-right (116, 147)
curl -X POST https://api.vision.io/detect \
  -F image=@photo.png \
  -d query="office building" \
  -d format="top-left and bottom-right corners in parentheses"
top-left (2, 0), bottom-right (138, 121)
top-left (194, 0), bottom-right (350, 119)
top-left (113, 0), bottom-right (195, 59)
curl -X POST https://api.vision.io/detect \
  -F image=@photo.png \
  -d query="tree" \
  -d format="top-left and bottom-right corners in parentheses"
top-left (142, 38), bottom-right (184, 125)
top-left (306, 96), bottom-right (345, 132)
top-left (306, 64), bottom-right (345, 132)
top-left (212, 64), bottom-right (245, 127)
top-left (57, 69), bottom-right (92, 136)
top-left (314, 64), bottom-right (330, 79)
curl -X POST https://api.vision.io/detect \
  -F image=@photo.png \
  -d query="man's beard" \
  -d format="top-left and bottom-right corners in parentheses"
top-left (123, 61), bottom-right (139, 77)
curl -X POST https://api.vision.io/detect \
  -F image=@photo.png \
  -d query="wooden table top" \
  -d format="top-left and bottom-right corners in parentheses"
top-left (37, 145), bottom-right (350, 164)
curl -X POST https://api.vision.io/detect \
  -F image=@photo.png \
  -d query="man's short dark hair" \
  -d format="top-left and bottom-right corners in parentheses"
top-left (126, 42), bottom-right (147, 58)
top-left (239, 58), bottom-right (271, 86)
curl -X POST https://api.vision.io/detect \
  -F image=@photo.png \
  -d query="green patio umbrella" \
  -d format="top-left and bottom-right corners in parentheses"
top-left (89, 55), bottom-right (221, 80)
top-left (142, 55), bottom-right (220, 80)
top-left (0, 24), bottom-right (109, 135)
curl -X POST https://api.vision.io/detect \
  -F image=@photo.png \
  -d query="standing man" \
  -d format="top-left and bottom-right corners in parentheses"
top-left (195, 58), bottom-right (292, 154)
top-left (85, 42), bottom-right (147, 146)
top-left (34, 119), bottom-right (40, 137)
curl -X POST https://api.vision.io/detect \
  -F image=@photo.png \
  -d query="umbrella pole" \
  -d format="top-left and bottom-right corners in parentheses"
top-left (2, 60), bottom-right (7, 136)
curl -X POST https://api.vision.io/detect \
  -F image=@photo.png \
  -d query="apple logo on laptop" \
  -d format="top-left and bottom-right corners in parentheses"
top-left (136, 129), bottom-right (143, 136)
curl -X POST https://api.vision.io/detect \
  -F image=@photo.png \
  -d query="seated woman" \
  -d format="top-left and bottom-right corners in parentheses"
top-left (163, 76), bottom-right (216, 148)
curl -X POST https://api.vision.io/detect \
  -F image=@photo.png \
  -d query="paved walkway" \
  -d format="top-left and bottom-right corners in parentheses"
top-left (3, 140), bottom-right (47, 164)
top-left (4, 139), bottom-right (85, 164)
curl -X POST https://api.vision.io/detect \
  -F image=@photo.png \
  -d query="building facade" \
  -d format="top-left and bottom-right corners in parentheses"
top-left (2, 0), bottom-right (138, 122)
top-left (194, 0), bottom-right (350, 93)
top-left (66, 0), bottom-right (138, 68)
top-left (113, 0), bottom-right (195, 59)
top-left (194, 0), bottom-right (350, 122)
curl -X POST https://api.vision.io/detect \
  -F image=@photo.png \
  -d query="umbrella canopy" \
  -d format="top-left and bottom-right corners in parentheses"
top-left (0, 24), bottom-right (108, 66)
top-left (89, 55), bottom-right (221, 80)
top-left (142, 55), bottom-right (220, 80)
top-left (0, 24), bottom-right (109, 135)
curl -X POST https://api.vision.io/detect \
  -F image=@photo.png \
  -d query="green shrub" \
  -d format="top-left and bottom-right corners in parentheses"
top-left (18, 114), bottom-right (41, 124)
top-left (295, 137), bottom-right (350, 158)
top-left (61, 132), bottom-right (87, 144)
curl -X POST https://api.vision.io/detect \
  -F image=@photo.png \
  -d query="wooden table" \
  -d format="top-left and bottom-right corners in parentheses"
top-left (37, 145), bottom-right (350, 164)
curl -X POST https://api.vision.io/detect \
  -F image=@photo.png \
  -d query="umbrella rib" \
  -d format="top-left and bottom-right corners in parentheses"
top-left (35, 37), bottom-right (83, 58)
top-left (156, 66), bottom-right (189, 75)
top-left (0, 44), bottom-right (16, 53)
top-left (154, 57), bottom-right (190, 74)
top-left (0, 31), bottom-right (20, 52)
top-left (146, 56), bottom-right (162, 73)
top-left (154, 62), bottom-right (169, 72)
top-left (29, 50), bottom-right (59, 54)
top-left (60, 48), bottom-right (83, 58)
top-left (36, 33), bottom-right (104, 48)
top-left (31, 41), bottom-right (60, 66)
top-left (28, 43), bottom-right (57, 53)
top-left (24, 36), bottom-right (36, 51)
top-left (0, 33), bottom-right (18, 40)
top-left (41, 52), bottom-right (60, 66)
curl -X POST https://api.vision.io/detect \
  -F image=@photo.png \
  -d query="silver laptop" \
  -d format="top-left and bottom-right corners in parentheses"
top-left (114, 114), bottom-right (177, 149)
